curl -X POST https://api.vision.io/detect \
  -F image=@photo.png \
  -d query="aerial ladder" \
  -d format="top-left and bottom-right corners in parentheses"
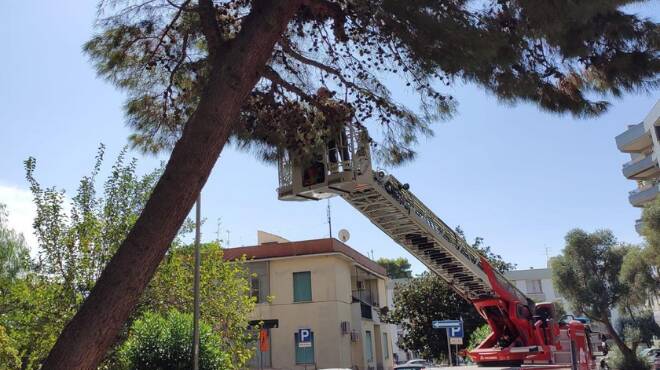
top-left (276, 122), bottom-right (599, 369)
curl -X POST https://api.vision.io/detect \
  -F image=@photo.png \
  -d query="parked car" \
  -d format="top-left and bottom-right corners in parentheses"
top-left (395, 359), bottom-right (443, 370)
top-left (404, 359), bottom-right (434, 366)
top-left (395, 364), bottom-right (443, 370)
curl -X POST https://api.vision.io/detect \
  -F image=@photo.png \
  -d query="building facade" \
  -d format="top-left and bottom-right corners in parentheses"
top-left (615, 99), bottom-right (660, 233)
top-left (224, 235), bottom-right (395, 370)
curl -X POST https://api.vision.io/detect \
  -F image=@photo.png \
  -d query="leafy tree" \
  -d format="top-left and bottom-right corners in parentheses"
top-left (0, 325), bottom-right (21, 370)
top-left (49, 0), bottom-right (659, 367)
top-left (551, 229), bottom-right (635, 361)
top-left (615, 310), bottom-right (660, 353)
top-left (141, 243), bottom-right (255, 367)
top-left (376, 257), bottom-right (412, 279)
top-left (0, 203), bottom-right (30, 281)
top-left (25, 145), bottom-right (162, 305)
top-left (115, 310), bottom-right (232, 370)
top-left (0, 274), bottom-right (74, 370)
top-left (383, 273), bottom-right (483, 362)
top-left (640, 197), bottom-right (660, 285)
top-left (20, 147), bottom-right (252, 368)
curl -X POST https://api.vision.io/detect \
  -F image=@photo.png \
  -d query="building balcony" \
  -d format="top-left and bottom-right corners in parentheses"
top-left (616, 122), bottom-right (652, 153)
top-left (622, 153), bottom-right (660, 180)
top-left (629, 183), bottom-right (660, 207)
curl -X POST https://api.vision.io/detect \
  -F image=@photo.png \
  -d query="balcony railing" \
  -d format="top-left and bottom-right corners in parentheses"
top-left (622, 153), bottom-right (659, 179)
top-left (629, 183), bottom-right (660, 207)
top-left (616, 122), bottom-right (652, 153)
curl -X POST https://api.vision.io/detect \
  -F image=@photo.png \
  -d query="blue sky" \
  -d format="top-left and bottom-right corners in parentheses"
top-left (1, 1), bottom-right (658, 274)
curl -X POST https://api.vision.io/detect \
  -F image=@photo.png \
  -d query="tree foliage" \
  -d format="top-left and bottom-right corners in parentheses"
top-left (84, 0), bottom-right (659, 164)
top-left (639, 196), bottom-right (660, 285)
top-left (115, 310), bottom-right (232, 370)
top-left (467, 324), bottom-right (490, 351)
top-left (141, 243), bottom-right (255, 367)
top-left (3, 147), bottom-right (252, 369)
top-left (551, 228), bottom-right (654, 360)
top-left (383, 273), bottom-right (483, 362)
top-left (25, 145), bottom-right (162, 303)
top-left (376, 257), bottom-right (412, 279)
top-left (615, 310), bottom-right (660, 353)
top-left (0, 204), bottom-right (30, 281)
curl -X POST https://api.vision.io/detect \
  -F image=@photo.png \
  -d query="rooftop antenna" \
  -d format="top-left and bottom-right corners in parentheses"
top-left (226, 230), bottom-right (231, 246)
top-left (545, 246), bottom-right (550, 266)
top-left (215, 218), bottom-right (221, 245)
top-left (327, 199), bottom-right (333, 238)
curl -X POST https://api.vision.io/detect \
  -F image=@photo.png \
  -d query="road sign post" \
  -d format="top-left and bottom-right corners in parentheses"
top-left (432, 320), bottom-right (463, 367)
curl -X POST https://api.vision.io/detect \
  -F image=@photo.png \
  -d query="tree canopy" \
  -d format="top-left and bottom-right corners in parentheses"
top-left (0, 203), bottom-right (30, 281)
top-left (85, 0), bottom-right (659, 164)
top-left (2, 147), bottom-right (254, 369)
top-left (551, 228), bottom-right (654, 363)
top-left (376, 257), bottom-right (412, 279)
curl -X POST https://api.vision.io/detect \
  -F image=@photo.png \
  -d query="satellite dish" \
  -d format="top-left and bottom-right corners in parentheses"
top-left (338, 229), bottom-right (350, 242)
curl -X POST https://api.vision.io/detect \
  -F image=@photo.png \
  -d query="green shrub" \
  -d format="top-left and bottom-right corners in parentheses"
top-left (467, 324), bottom-right (491, 350)
top-left (0, 325), bottom-right (20, 370)
top-left (116, 310), bottom-right (231, 370)
top-left (606, 347), bottom-right (651, 370)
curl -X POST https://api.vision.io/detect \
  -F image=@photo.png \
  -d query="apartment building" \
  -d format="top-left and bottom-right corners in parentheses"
top-left (224, 232), bottom-right (395, 370)
top-left (615, 100), bottom-right (660, 233)
top-left (504, 268), bottom-right (566, 308)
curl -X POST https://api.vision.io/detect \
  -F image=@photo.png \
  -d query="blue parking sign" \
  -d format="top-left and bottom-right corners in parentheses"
top-left (449, 325), bottom-right (463, 338)
top-left (298, 328), bottom-right (312, 348)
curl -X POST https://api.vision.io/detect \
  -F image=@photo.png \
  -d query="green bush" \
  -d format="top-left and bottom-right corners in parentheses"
top-left (0, 325), bottom-right (20, 370)
top-left (116, 310), bottom-right (231, 370)
top-left (606, 347), bottom-right (651, 370)
top-left (467, 324), bottom-right (491, 350)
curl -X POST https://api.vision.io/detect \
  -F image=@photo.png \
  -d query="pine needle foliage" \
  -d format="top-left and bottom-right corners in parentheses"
top-left (85, 0), bottom-right (659, 165)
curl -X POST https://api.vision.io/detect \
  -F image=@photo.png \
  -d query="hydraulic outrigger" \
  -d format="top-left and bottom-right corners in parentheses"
top-left (276, 123), bottom-right (600, 369)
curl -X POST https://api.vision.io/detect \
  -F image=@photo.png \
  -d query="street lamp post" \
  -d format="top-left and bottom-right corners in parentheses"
top-left (192, 194), bottom-right (201, 370)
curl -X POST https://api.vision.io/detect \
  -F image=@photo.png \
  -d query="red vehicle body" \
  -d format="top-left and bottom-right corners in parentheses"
top-left (468, 257), bottom-right (596, 369)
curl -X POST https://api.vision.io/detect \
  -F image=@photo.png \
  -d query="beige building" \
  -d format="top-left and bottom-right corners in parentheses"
top-left (224, 233), bottom-right (395, 370)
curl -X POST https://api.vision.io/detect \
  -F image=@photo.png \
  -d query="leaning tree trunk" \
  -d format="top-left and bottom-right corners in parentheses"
top-left (42, 1), bottom-right (301, 368)
top-left (603, 318), bottom-right (634, 359)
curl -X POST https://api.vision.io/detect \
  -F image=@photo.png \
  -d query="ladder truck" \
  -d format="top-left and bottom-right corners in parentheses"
top-left (276, 123), bottom-right (600, 369)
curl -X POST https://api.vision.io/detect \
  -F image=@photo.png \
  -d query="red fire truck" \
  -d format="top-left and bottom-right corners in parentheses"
top-left (276, 124), bottom-right (601, 369)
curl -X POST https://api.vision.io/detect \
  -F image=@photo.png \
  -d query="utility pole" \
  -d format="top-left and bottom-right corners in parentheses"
top-left (192, 194), bottom-right (201, 370)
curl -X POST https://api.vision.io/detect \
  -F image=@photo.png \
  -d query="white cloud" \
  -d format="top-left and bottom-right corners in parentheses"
top-left (0, 183), bottom-right (38, 251)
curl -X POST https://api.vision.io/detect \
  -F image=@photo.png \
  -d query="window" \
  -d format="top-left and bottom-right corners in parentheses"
top-left (383, 332), bottom-right (389, 359)
top-left (294, 331), bottom-right (314, 364)
top-left (293, 271), bottom-right (312, 302)
top-left (248, 262), bottom-right (269, 303)
top-left (526, 279), bottom-right (543, 294)
top-left (365, 330), bottom-right (374, 362)
top-left (250, 277), bottom-right (260, 303)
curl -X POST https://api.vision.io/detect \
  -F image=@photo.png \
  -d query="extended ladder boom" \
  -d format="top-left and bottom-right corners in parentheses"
top-left (276, 125), bottom-right (528, 304)
top-left (277, 124), bottom-right (596, 368)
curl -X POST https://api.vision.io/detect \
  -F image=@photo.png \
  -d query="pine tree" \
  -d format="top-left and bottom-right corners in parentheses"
top-left (45, 1), bottom-right (659, 368)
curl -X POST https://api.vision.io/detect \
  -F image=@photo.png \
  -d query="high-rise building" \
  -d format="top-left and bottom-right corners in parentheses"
top-left (615, 100), bottom-right (660, 233)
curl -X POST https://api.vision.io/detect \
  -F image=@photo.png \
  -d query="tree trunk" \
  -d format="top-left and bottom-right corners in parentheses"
top-left (42, 1), bottom-right (301, 369)
top-left (603, 318), bottom-right (634, 359)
